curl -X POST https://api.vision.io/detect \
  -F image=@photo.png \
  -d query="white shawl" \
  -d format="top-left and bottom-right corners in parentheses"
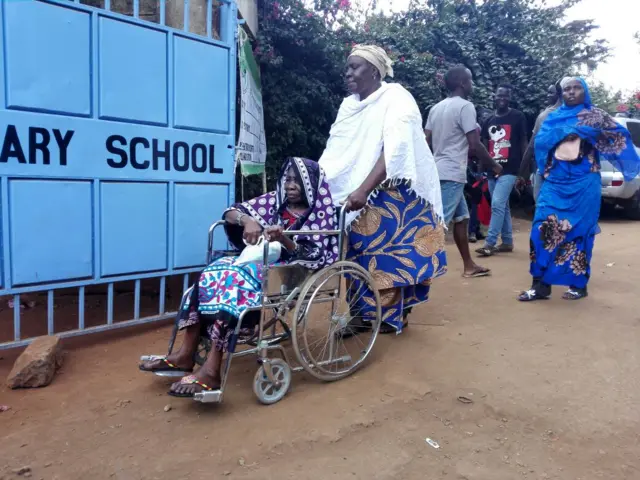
top-left (319, 82), bottom-right (443, 226)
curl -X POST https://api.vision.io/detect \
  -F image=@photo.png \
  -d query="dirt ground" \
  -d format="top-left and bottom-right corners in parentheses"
top-left (1, 215), bottom-right (640, 480)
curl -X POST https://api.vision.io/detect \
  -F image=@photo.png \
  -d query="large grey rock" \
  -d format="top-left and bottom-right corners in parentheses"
top-left (6, 336), bottom-right (63, 389)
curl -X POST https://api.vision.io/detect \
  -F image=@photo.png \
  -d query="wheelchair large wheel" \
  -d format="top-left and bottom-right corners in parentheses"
top-left (291, 261), bottom-right (382, 382)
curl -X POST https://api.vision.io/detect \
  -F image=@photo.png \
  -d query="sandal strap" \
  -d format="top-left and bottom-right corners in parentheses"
top-left (162, 358), bottom-right (177, 369)
top-left (179, 375), bottom-right (214, 391)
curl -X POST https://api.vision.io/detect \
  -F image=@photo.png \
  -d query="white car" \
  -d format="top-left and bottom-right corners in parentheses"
top-left (600, 117), bottom-right (640, 219)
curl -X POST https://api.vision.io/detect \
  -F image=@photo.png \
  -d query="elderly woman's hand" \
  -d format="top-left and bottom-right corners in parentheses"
top-left (243, 218), bottom-right (263, 245)
top-left (344, 188), bottom-right (369, 212)
top-left (265, 225), bottom-right (298, 253)
top-left (264, 225), bottom-right (286, 243)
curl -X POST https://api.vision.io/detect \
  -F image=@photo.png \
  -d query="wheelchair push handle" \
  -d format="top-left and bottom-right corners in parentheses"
top-left (262, 206), bottom-right (348, 263)
top-left (207, 206), bottom-right (349, 264)
top-left (278, 204), bottom-right (348, 237)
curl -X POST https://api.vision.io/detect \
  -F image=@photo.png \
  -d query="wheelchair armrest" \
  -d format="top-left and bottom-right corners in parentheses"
top-left (207, 220), bottom-right (232, 264)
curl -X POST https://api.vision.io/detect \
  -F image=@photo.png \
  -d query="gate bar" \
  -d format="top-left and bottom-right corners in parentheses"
top-left (160, 0), bottom-right (166, 24)
top-left (78, 286), bottom-right (86, 329)
top-left (219, 0), bottom-right (229, 44)
top-left (47, 290), bottom-right (54, 335)
top-left (13, 294), bottom-right (21, 341)
top-left (107, 283), bottom-right (114, 325)
top-left (159, 276), bottom-right (166, 314)
top-left (133, 0), bottom-right (140, 18)
top-left (183, 0), bottom-right (189, 31)
top-left (206, 0), bottom-right (212, 38)
top-left (134, 279), bottom-right (141, 320)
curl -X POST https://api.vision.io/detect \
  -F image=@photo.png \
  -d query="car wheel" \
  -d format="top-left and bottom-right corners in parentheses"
top-left (600, 201), bottom-right (617, 217)
top-left (622, 190), bottom-right (640, 220)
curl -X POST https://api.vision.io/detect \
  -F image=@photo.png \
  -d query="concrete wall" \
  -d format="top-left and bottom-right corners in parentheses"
top-left (237, 0), bottom-right (258, 37)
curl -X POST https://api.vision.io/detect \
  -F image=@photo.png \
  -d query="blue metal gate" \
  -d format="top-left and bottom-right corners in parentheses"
top-left (0, 0), bottom-right (238, 348)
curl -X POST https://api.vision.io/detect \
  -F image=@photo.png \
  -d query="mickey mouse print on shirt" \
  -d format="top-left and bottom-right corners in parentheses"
top-left (481, 109), bottom-right (528, 176)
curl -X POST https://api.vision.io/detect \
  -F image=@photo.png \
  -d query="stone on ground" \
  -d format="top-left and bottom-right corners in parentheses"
top-left (6, 336), bottom-right (63, 389)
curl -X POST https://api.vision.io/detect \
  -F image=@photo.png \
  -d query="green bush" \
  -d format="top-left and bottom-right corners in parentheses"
top-left (250, 0), bottom-right (608, 192)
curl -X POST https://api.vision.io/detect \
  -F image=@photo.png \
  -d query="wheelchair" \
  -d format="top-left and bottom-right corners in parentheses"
top-left (140, 209), bottom-right (382, 405)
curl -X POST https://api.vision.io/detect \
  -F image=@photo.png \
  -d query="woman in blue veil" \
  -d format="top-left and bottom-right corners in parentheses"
top-left (518, 77), bottom-right (640, 301)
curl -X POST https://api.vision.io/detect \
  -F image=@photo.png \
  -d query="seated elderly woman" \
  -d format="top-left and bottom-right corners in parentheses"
top-left (140, 158), bottom-right (338, 397)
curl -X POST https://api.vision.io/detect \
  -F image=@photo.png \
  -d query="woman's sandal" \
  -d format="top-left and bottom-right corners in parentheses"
top-left (336, 317), bottom-right (371, 339)
top-left (168, 375), bottom-right (217, 398)
top-left (379, 319), bottom-right (409, 334)
top-left (379, 323), bottom-right (395, 334)
top-left (462, 266), bottom-right (491, 278)
top-left (139, 357), bottom-right (193, 373)
top-left (342, 308), bottom-right (412, 336)
top-left (562, 288), bottom-right (588, 300)
top-left (517, 289), bottom-right (550, 302)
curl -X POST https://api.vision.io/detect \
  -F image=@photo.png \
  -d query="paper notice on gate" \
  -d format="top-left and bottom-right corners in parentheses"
top-left (236, 28), bottom-right (267, 177)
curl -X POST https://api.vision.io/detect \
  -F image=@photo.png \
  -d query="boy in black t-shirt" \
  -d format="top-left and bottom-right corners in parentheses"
top-left (476, 85), bottom-right (528, 256)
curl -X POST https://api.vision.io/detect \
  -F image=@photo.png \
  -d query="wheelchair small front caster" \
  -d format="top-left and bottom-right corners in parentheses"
top-left (252, 358), bottom-right (291, 405)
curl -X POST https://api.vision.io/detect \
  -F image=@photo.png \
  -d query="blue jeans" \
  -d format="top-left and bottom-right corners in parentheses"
top-left (486, 174), bottom-right (517, 247)
top-left (440, 181), bottom-right (469, 225)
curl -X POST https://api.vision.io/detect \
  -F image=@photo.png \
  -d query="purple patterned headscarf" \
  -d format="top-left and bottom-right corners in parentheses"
top-left (228, 158), bottom-right (339, 269)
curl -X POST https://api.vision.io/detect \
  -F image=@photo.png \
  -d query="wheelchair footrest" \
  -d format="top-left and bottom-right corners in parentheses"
top-left (140, 354), bottom-right (164, 362)
top-left (154, 370), bottom-right (189, 378)
top-left (193, 389), bottom-right (223, 403)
